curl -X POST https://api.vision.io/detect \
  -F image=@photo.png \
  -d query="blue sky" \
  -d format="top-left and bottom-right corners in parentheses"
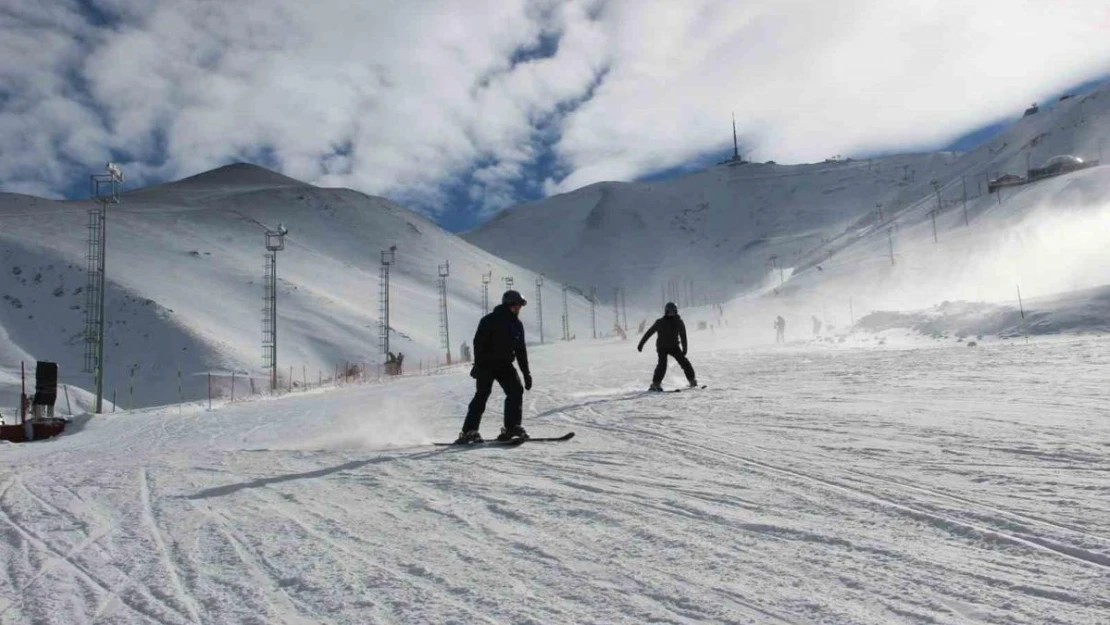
top-left (3, 1), bottom-right (1110, 233)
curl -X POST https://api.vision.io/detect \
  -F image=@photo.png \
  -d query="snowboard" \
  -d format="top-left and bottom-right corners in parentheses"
top-left (647, 385), bottom-right (707, 394)
top-left (433, 432), bottom-right (575, 447)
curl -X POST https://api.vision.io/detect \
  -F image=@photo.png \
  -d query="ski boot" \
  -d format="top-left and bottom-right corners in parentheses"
top-left (497, 425), bottom-right (530, 441)
top-left (687, 379), bottom-right (699, 389)
top-left (648, 383), bottom-right (664, 392)
top-left (454, 430), bottom-right (483, 444)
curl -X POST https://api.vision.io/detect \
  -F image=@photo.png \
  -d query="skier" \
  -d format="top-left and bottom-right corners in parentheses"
top-left (456, 290), bottom-right (533, 444)
top-left (774, 315), bottom-right (786, 343)
top-left (637, 302), bottom-right (697, 392)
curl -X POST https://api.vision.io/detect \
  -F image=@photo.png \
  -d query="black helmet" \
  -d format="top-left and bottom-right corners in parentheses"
top-left (664, 302), bottom-right (678, 315)
top-left (502, 290), bottom-right (527, 306)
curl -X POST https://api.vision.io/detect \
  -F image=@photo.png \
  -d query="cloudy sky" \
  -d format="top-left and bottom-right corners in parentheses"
top-left (2, 0), bottom-right (1109, 230)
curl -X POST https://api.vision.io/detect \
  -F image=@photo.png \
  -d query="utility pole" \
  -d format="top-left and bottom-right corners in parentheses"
top-left (876, 202), bottom-right (883, 223)
top-left (620, 287), bottom-right (628, 331)
top-left (562, 284), bottom-right (570, 341)
top-left (481, 269), bottom-right (491, 315)
top-left (438, 260), bottom-right (451, 365)
top-left (263, 224), bottom-right (288, 391)
top-left (962, 176), bottom-right (968, 226)
top-left (379, 245), bottom-right (397, 360)
top-left (85, 163), bottom-right (122, 413)
top-left (535, 275), bottom-right (544, 344)
top-left (502, 276), bottom-right (514, 291)
top-left (614, 287), bottom-right (621, 331)
top-left (930, 180), bottom-right (941, 243)
top-left (888, 227), bottom-right (895, 266)
top-left (589, 285), bottom-right (597, 339)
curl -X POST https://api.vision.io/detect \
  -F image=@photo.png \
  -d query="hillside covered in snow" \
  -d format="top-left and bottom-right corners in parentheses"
top-left (0, 164), bottom-right (597, 415)
top-left (465, 83), bottom-right (1110, 330)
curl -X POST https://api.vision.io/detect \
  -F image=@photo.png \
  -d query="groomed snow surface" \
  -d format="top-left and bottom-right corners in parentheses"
top-left (1, 336), bottom-right (1108, 624)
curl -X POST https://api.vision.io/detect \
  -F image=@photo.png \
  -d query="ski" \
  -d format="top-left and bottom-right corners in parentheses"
top-left (667, 385), bottom-right (707, 393)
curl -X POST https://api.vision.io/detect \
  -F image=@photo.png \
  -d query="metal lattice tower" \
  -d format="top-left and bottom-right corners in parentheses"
top-left (379, 246), bottom-right (397, 359)
top-left (481, 270), bottom-right (492, 315)
top-left (502, 276), bottom-right (514, 294)
top-left (535, 275), bottom-right (544, 344)
top-left (438, 261), bottom-right (451, 364)
top-left (562, 285), bottom-right (570, 341)
top-left (589, 286), bottom-right (597, 339)
top-left (262, 225), bottom-right (287, 391)
top-left (84, 163), bottom-right (122, 413)
top-left (83, 209), bottom-right (103, 374)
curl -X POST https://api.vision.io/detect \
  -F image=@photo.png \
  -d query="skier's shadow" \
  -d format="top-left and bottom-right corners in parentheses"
top-left (184, 448), bottom-right (450, 500)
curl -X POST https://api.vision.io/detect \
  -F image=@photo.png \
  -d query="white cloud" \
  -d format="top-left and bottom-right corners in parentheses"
top-left (1, 0), bottom-right (1108, 219)
top-left (553, 0), bottom-right (1110, 191)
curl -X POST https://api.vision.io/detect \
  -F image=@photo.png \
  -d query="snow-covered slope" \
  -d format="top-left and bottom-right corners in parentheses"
top-left (0, 164), bottom-right (596, 414)
top-left (466, 83), bottom-right (1110, 318)
top-left (1, 334), bottom-right (1108, 624)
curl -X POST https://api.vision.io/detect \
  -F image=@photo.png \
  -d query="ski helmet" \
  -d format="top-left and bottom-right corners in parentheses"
top-left (502, 290), bottom-right (527, 306)
top-left (664, 302), bottom-right (678, 315)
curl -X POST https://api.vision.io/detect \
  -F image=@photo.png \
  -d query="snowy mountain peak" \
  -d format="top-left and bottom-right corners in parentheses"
top-left (159, 162), bottom-right (308, 190)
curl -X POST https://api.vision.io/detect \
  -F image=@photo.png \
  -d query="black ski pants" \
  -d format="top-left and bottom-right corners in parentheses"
top-left (654, 348), bottom-right (696, 386)
top-left (463, 364), bottom-right (523, 432)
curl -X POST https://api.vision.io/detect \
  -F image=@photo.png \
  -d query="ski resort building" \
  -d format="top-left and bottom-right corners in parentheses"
top-left (1027, 154), bottom-right (1099, 181)
top-left (987, 173), bottom-right (1027, 193)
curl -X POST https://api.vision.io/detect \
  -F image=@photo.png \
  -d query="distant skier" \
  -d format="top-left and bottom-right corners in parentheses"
top-left (637, 302), bottom-right (697, 392)
top-left (812, 315), bottom-right (822, 336)
top-left (456, 290), bottom-right (533, 444)
top-left (774, 315), bottom-right (786, 343)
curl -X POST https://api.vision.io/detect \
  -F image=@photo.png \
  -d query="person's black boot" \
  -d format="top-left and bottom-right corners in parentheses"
top-left (454, 430), bottom-right (483, 444)
top-left (497, 425), bottom-right (529, 441)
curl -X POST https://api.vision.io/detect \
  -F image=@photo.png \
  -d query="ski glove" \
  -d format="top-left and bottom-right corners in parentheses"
top-left (523, 372), bottom-right (533, 391)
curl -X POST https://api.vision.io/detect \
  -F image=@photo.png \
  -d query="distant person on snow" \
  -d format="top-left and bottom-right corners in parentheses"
top-left (456, 290), bottom-right (533, 444)
top-left (775, 316), bottom-right (786, 343)
top-left (638, 302), bottom-right (697, 392)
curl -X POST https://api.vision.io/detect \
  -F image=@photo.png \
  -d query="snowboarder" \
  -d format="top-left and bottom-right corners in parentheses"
top-left (456, 290), bottom-right (533, 444)
top-left (637, 302), bottom-right (697, 392)
top-left (774, 316), bottom-right (786, 343)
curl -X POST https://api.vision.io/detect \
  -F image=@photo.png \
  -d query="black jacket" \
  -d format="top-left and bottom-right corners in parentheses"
top-left (638, 315), bottom-right (688, 354)
top-left (473, 304), bottom-right (530, 375)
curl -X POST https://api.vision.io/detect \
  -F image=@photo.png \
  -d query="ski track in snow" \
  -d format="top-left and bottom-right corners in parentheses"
top-left (1, 337), bottom-right (1109, 624)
